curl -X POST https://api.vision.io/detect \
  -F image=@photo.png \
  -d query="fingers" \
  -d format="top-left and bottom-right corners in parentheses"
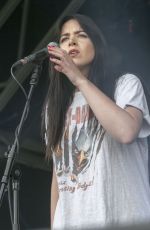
top-left (54, 65), bottom-right (62, 72)
top-left (49, 57), bottom-right (62, 65)
top-left (48, 46), bottom-right (63, 72)
top-left (48, 46), bottom-right (65, 59)
top-left (49, 56), bottom-right (63, 73)
top-left (48, 46), bottom-right (69, 73)
top-left (48, 46), bottom-right (75, 76)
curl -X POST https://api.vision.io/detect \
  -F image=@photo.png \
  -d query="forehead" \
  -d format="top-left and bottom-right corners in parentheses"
top-left (60, 19), bottom-right (83, 34)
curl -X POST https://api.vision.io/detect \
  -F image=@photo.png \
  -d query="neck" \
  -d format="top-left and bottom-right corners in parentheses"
top-left (79, 66), bottom-right (90, 78)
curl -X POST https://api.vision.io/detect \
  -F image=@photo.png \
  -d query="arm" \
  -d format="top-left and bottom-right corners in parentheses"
top-left (76, 78), bottom-right (143, 143)
top-left (48, 47), bottom-right (143, 143)
top-left (51, 166), bottom-right (59, 229)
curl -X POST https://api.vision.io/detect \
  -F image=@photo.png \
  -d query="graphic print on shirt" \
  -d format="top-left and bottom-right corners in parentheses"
top-left (53, 102), bottom-right (105, 191)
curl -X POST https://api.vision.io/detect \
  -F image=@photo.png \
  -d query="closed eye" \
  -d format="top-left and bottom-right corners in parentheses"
top-left (59, 32), bottom-right (88, 44)
top-left (59, 37), bottom-right (68, 43)
top-left (78, 32), bottom-right (88, 38)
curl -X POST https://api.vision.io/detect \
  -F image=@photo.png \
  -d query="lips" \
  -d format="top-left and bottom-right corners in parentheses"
top-left (68, 49), bottom-right (80, 57)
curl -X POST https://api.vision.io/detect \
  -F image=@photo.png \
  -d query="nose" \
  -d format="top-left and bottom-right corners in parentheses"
top-left (69, 36), bottom-right (77, 46)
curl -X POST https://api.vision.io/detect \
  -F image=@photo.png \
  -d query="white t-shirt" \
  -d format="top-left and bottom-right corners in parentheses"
top-left (48, 74), bottom-right (150, 229)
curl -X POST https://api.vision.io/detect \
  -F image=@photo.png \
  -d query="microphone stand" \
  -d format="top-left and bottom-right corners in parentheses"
top-left (0, 62), bottom-right (42, 230)
top-left (12, 166), bottom-right (21, 230)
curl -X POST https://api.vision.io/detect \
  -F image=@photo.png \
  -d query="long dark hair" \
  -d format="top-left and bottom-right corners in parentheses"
top-left (42, 14), bottom-right (122, 159)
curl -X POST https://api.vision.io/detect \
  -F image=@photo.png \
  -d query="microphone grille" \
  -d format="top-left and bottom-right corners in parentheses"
top-left (47, 42), bottom-right (59, 47)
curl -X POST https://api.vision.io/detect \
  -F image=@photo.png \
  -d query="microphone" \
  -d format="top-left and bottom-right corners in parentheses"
top-left (13, 42), bottom-right (58, 67)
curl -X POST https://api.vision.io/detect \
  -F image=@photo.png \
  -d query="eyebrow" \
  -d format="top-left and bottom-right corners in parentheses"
top-left (60, 30), bottom-right (85, 38)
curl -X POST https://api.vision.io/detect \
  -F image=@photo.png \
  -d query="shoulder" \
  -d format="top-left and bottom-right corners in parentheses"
top-left (114, 73), bottom-right (147, 110)
top-left (115, 73), bottom-right (144, 96)
top-left (116, 73), bottom-right (142, 88)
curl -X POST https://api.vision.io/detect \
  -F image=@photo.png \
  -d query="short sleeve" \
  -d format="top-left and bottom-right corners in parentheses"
top-left (114, 73), bottom-right (150, 138)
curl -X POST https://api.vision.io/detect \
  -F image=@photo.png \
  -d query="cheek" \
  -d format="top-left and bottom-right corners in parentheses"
top-left (86, 45), bottom-right (95, 62)
top-left (61, 46), bottom-right (69, 54)
top-left (91, 49), bottom-right (95, 61)
top-left (86, 40), bottom-right (95, 55)
top-left (59, 43), bottom-right (63, 49)
top-left (59, 43), bottom-right (67, 51)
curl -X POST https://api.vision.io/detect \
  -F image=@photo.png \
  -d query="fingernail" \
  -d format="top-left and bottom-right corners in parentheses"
top-left (48, 45), bottom-right (55, 50)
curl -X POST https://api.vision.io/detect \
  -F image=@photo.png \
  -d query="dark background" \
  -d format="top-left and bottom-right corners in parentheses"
top-left (0, 0), bottom-right (150, 229)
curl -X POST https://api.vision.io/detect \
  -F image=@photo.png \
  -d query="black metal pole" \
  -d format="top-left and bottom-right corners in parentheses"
top-left (12, 167), bottom-right (21, 230)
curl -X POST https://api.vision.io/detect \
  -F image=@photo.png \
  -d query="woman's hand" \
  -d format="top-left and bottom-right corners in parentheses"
top-left (48, 45), bottom-right (86, 87)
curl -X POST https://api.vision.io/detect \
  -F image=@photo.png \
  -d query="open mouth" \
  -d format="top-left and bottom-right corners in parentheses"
top-left (68, 49), bottom-right (80, 57)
